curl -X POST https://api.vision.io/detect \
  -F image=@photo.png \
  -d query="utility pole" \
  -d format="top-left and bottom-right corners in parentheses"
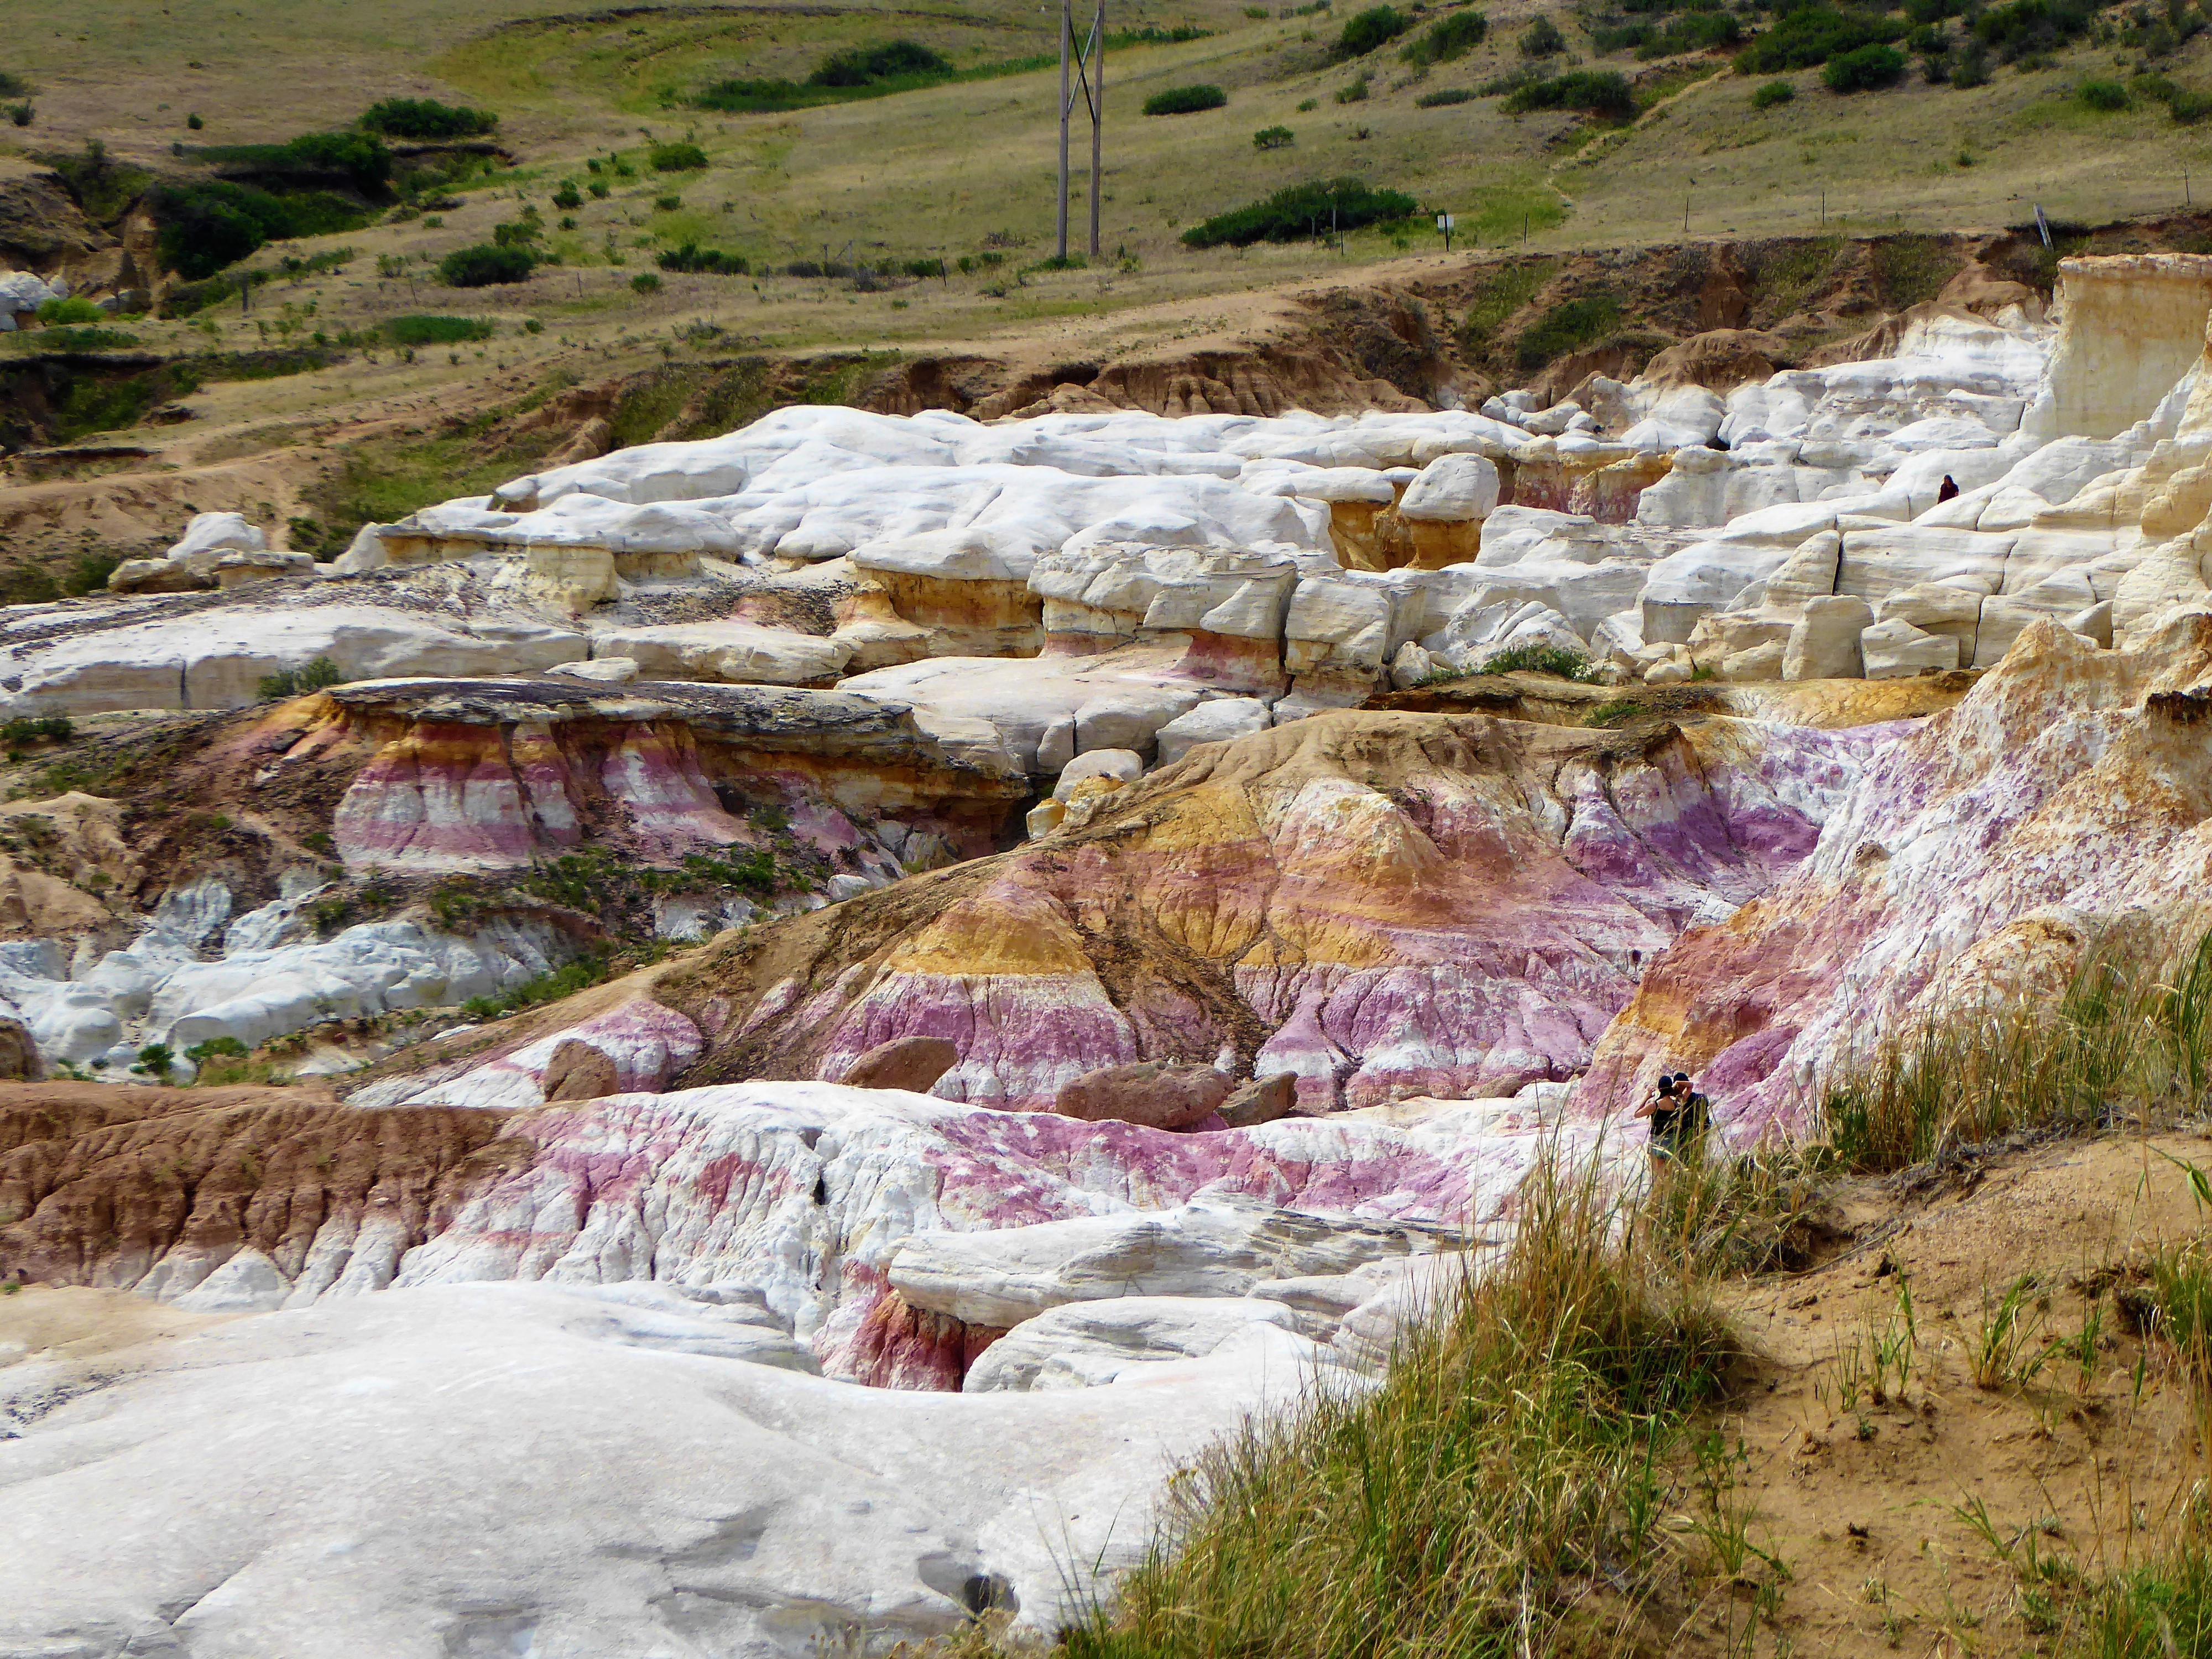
top-left (1056, 0), bottom-right (1105, 261)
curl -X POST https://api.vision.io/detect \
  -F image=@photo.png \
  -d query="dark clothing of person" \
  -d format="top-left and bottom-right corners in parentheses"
top-left (1937, 475), bottom-right (1960, 503)
top-left (1650, 1090), bottom-right (1710, 1161)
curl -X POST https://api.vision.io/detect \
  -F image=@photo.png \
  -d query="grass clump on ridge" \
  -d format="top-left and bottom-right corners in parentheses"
top-left (1818, 926), bottom-right (2212, 1174)
top-left (1060, 1156), bottom-right (1733, 1659)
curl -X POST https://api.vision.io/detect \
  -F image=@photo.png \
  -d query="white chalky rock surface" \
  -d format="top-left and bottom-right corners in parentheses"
top-left (0, 1280), bottom-right (1319, 1656)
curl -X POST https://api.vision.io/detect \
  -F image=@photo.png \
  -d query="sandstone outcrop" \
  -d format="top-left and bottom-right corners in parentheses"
top-left (656, 705), bottom-right (1901, 1112)
top-left (1051, 1059), bottom-right (1233, 1129)
top-left (837, 1033), bottom-right (958, 1091)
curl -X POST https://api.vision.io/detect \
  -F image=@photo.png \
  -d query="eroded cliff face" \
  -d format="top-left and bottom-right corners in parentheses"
top-left (1582, 613), bottom-right (2212, 1135)
top-left (627, 703), bottom-right (1921, 1112)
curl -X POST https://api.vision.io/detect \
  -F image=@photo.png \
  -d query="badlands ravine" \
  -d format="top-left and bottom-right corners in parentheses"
top-left (11, 252), bottom-right (2212, 1655)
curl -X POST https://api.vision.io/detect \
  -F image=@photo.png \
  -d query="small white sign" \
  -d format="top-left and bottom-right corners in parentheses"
top-left (1436, 213), bottom-right (1455, 230)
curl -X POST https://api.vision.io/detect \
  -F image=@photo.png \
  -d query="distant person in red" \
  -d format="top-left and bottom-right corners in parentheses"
top-left (1937, 474), bottom-right (1960, 503)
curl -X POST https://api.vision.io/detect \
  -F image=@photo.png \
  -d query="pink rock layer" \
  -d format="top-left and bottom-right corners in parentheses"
top-left (1582, 618), bottom-right (2212, 1140)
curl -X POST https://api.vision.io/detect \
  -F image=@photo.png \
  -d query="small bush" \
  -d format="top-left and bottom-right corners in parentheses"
top-left (646, 140), bottom-right (708, 171)
top-left (2077, 75), bottom-right (2131, 108)
top-left (1335, 4), bottom-right (1412, 55)
top-left (1142, 84), bottom-right (1229, 114)
top-left (1504, 69), bottom-right (1636, 118)
top-left (1401, 8), bottom-right (1489, 64)
top-left (35, 296), bottom-right (105, 325)
top-left (1950, 37), bottom-right (1992, 81)
top-left (651, 192), bottom-right (681, 211)
top-left (359, 97), bottom-right (497, 138)
top-left (1180, 176), bottom-right (1420, 247)
top-left (1752, 76), bottom-right (1797, 105)
top-left (257, 656), bottom-right (345, 701)
top-left (632, 272), bottom-right (662, 293)
top-left (0, 716), bottom-right (71, 745)
top-left (808, 40), bottom-right (953, 86)
top-left (1480, 642), bottom-right (1598, 680)
top-left (383, 314), bottom-right (494, 345)
top-left (186, 112), bottom-right (204, 130)
top-left (438, 243), bottom-right (538, 286)
top-left (1416, 85), bottom-right (1478, 105)
top-left (1735, 6), bottom-right (1905, 72)
top-left (7, 102), bottom-right (30, 128)
top-left (657, 242), bottom-right (749, 274)
top-left (1824, 41), bottom-right (1907, 89)
top-left (551, 181), bottom-right (582, 209)
top-left (1519, 13), bottom-right (1567, 54)
top-left (135, 1042), bottom-right (174, 1081)
top-left (64, 551), bottom-right (119, 596)
top-left (1972, 0), bottom-right (2100, 60)
top-left (1253, 124), bottom-right (1296, 148)
top-left (1335, 76), bottom-right (1371, 100)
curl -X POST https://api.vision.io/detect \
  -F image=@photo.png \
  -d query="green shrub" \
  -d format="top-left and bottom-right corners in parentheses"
top-left (135, 1042), bottom-right (174, 1080)
top-left (1416, 85), bottom-right (1478, 104)
top-left (185, 1036), bottom-right (249, 1065)
top-left (1519, 13), bottom-right (1567, 54)
top-left (438, 243), bottom-right (538, 286)
top-left (0, 716), bottom-right (71, 745)
top-left (2077, 75), bottom-right (2131, 108)
top-left (64, 551), bottom-right (118, 595)
top-left (1335, 4), bottom-right (1412, 55)
top-left (1752, 76), bottom-right (1797, 105)
top-left (8, 102), bottom-right (30, 128)
top-left (461, 954), bottom-right (611, 1022)
top-left (359, 97), bottom-right (498, 138)
top-left (153, 181), bottom-right (369, 279)
top-left (186, 111), bottom-right (204, 130)
top-left (277, 130), bottom-right (392, 191)
top-left (383, 314), bottom-right (494, 345)
top-left (551, 181), bottom-right (582, 209)
top-left (1971, 0), bottom-right (2099, 59)
top-left (1142, 84), bottom-right (1229, 113)
top-left (1479, 642), bottom-right (1598, 680)
top-left (1401, 8), bottom-right (1489, 64)
top-left (1637, 11), bottom-right (1741, 54)
top-left (631, 272), bottom-right (662, 293)
top-left (1455, 257), bottom-right (1554, 354)
top-left (808, 40), bottom-right (953, 86)
top-left (1180, 176), bottom-right (1420, 247)
top-left (1735, 6), bottom-right (1905, 72)
top-left (657, 242), bottom-right (750, 274)
top-left (1504, 69), bottom-right (1636, 117)
top-left (1823, 41), bottom-right (1907, 88)
top-left (1253, 124), bottom-right (1296, 148)
top-left (258, 656), bottom-right (345, 700)
top-left (1514, 291), bottom-right (1623, 367)
top-left (1335, 76), bottom-right (1371, 101)
top-left (35, 296), bottom-right (105, 325)
top-left (651, 193), bottom-right (681, 211)
top-left (1949, 36), bottom-right (1992, 81)
top-left (646, 140), bottom-right (708, 170)
top-left (588, 179), bottom-right (611, 198)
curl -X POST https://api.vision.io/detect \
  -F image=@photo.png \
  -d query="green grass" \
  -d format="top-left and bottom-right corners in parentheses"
top-left (1514, 292), bottom-right (1622, 369)
top-left (1479, 641), bottom-right (1599, 680)
top-left (1818, 928), bottom-right (2212, 1173)
top-left (1060, 1154), bottom-right (1733, 1659)
top-left (1456, 256), bottom-right (1554, 354)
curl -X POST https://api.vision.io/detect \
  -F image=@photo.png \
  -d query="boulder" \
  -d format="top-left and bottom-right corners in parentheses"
top-left (1218, 1072), bottom-right (1297, 1128)
top-left (541, 1039), bottom-right (620, 1103)
top-left (1053, 748), bottom-right (1143, 803)
top-left (1155, 697), bottom-right (1273, 766)
top-left (1051, 1061), bottom-right (1230, 1130)
top-left (1860, 617), bottom-right (1958, 680)
top-left (1873, 582), bottom-right (1981, 664)
top-left (838, 1035), bottom-right (960, 1093)
top-left (1782, 595), bottom-right (1873, 680)
top-left (961, 1295), bottom-right (1319, 1392)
